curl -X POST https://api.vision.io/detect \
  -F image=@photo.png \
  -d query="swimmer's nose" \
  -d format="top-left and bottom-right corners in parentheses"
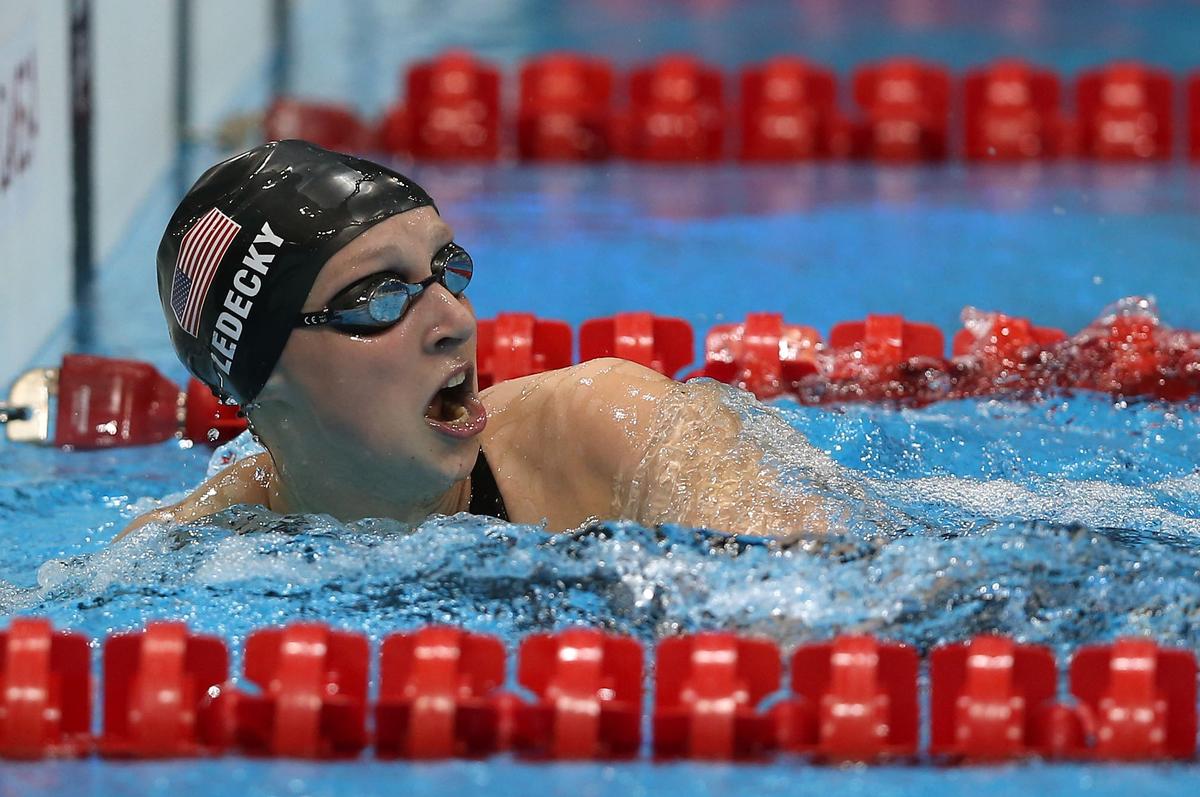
top-left (420, 283), bottom-right (476, 354)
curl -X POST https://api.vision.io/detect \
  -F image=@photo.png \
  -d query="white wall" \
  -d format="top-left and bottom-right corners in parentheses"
top-left (92, 0), bottom-right (176, 264)
top-left (92, 0), bottom-right (273, 286)
top-left (190, 0), bottom-right (272, 134)
top-left (0, 0), bottom-right (71, 387)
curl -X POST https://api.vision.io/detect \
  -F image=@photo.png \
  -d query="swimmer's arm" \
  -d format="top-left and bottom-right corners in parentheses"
top-left (113, 452), bottom-right (274, 541)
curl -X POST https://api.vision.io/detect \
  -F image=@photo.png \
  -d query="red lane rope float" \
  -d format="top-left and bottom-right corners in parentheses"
top-left (1077, 62), bottom-right (1174, 161)
top-left (100, 621), bottom-right (230, 758)
top-left (739, 58), bottom-right (837, 161)
top-left (405, 50), bottom-right (502, 161)
top-left (512, 628), bottom-right (643, 759)
top-left (265, 54), bottom-right (1200, 162)
top-left (815, 314), bottom-right (948, 403)
top-left (48, 355), bottom-right (182, 448)
top-left (625, 55), bottom-right (726, 162)
top-left (963, 60), bottom-right (1069, 161)
top-left (684, 312), bottom-right (821, 399)
top-left (2, 618), bottom-right (1199, 763)
top-left (579, 312), bottom-right (694, 379)
top-left (518, 53), bottom-right (615, 162)
top-left (851, 58), bottom-right (952, 162)
top-left (375, 626), bottom-right (508, 759)
top-left (778, 635), bottom-right (919, 763)
top-left (0, 617), bottom-right (91, 759)
top-left (476, 312), bottom-right (573, 389)
top-left (231, 623), bottom-right (370, 758)
top-left (930, 635), bottom-right (1060, 762)
top-left (652, 633), bottom-right (781, 760)
top-left (1070, 638), bottom-right (1198, 761)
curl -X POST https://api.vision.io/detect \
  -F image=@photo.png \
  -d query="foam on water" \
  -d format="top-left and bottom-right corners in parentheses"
top-left (2, 382), bottom-right (1198, 674)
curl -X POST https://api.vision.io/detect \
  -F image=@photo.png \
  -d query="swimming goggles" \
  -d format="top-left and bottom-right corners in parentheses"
top-left (295, 242), bottom-right (473, 334)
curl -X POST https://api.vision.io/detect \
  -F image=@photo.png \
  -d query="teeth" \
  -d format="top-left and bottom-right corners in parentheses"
top-left (446, 372), bottom-right (466, 389)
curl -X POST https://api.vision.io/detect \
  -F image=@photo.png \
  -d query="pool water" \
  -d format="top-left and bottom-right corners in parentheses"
top-left (4, 161), bottom-right (1200, 795)
top-left (7, 0), bottom-right (1200, 793)
top-left (6, 384), bottom-right (1200, 653)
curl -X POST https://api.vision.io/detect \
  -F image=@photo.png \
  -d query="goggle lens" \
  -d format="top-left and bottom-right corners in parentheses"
top-left (367, 281), bottom-right (415, 324)
top-left (439, 246), bottom-right (473, 296)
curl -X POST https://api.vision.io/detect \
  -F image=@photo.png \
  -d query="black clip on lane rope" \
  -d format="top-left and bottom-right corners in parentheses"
top-left (0, 405), bottom-right (31, 425)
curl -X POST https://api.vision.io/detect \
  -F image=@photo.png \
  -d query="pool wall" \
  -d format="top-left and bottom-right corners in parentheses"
top-left (0, 2), bottom-right (72, 390)
top-left (0, 0), bottom-right (274, 389)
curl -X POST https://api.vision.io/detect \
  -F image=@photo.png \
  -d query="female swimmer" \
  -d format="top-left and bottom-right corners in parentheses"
top-left (122, 141), bottom-right (828, 538)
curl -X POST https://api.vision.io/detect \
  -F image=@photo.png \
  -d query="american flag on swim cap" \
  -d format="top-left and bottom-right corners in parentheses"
top-left (169, 207), bottom-right (242, 337)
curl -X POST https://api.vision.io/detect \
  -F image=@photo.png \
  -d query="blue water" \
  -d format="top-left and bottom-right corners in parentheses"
top-left (7, 1), bottom-right (1200, 794)
top-left (3, 759), bottom-right (1199, 797)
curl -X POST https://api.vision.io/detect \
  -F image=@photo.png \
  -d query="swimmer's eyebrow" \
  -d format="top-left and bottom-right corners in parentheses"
top-left (350, 224), bottom-right (456, 273)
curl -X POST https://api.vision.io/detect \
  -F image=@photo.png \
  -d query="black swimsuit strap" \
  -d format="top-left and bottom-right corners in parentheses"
top-left (468, 447), bottom-right (509, 522)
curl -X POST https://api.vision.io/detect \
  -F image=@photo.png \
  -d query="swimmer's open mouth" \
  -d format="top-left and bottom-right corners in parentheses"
top-left (425, 366), bottom-right (472, 422)
top-left (424, 366), bottom-right (487, 438)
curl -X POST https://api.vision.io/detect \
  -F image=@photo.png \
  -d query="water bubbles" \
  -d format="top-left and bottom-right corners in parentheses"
top-left (36, 559), bottom-right (70, 589)
top-left (206, 429), bottom-right (267, 477)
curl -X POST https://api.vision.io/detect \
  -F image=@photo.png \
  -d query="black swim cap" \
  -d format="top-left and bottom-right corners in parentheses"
top-left (156, 139), bottom-right (436, 405)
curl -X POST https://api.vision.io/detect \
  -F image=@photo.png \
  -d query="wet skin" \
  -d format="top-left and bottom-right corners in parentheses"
top-left (121, 209), bottom-right (827, 539)
top-left (122, 359), bottom-right (686, 535)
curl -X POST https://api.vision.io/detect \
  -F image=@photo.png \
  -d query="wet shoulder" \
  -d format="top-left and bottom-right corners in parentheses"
top-left (480, 358), bottom-right (676, 426)
top-left (485, 359), bottom-right (680, 474)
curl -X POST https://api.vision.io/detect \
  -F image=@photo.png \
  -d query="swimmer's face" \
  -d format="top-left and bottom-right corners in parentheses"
top-left (258, 207), bottom-right (482, 492)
